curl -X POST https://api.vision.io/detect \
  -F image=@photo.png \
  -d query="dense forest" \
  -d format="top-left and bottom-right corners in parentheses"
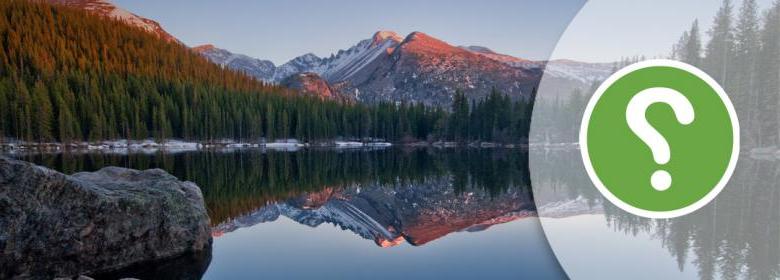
top-left (671, 0), bottom-right (780, 148)
top-left (0, 0), bottom-right (533, 144)
top-left (535, 0), bottom-right (780, 147)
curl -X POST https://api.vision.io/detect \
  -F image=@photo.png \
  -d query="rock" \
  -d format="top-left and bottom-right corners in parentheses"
top-left (0, 157), bottom-right (211, 279)
top-left (281, 72), bottom-right (343, 100)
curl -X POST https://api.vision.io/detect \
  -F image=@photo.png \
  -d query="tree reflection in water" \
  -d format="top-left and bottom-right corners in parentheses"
top-left (533, 149), bottom-right (780, 280)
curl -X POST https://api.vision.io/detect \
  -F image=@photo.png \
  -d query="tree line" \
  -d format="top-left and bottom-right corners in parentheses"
top-left (447, 89), bottom-right (533, 143)
top-left (673, 0), bottom-right (780, 148)
top-left (536, 0), bottom-right (780, 146)
top-left (0, 0), bottom-right (533, 145)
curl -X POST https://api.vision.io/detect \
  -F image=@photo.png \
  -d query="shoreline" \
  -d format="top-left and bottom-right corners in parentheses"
top-left (0, 138), bottom-right (539, 153)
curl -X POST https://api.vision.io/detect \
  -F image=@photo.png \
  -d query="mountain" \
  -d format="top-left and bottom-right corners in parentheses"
top-left (46, 0), bottom-right (178, 43)
top-left (193, 44), bottom-right (276, 81)
top-left (212, 177), bottom-right (536, 247)
top-left (542, 59), bottom-right (614, 84)
top-left (197, 31), bottom-right (614, 106)
top-left (309, 30), bottom-right (404, 83)
top-left (460, 45), bottom-right (535, 67)
top-left (273, 53), bottom-right (323, 82)
top-left (195, 31), bottom-right (404, 84)
top-left (461, 45), bottom-right (613, 85)
top-left (197, 31), bottom-right (542, 106)
top-left (281, 72), bottom-right (343, 100)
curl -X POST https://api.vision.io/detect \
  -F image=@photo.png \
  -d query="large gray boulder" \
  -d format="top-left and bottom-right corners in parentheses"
top-left (0, 157), bottom-right (211, 279)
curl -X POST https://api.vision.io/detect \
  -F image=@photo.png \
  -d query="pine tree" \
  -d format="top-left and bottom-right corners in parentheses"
top-left (14, 79), bottom-right (33, 142)
top-left (449, 91), bottom-right (469, 142)
top-left (683, 20), bottom-right (703, 66)
top-left (734, 0), bottom-right (761, 146)
top-left (704, 0), bottom-right (736, 86)
top-left (757, 0), bottom-right (780, 145)
top-left (31, 80), bottom-right (53, 142)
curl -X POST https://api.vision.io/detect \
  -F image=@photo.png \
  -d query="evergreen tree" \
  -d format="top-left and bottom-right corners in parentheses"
top-left (31, 80), bottom-right (53, 142)
top-left (734, 0), bottom-right (761, 146)
top-left (704, 0), bottom-right (736, 86)
top-left (757, 0), bottom-right (780, 146)
top-left (681, 20), bottom-right (703, 66)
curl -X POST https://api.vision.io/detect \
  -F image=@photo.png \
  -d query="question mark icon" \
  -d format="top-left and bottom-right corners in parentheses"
top-left (626, 87), bottom-right (695, 191)
top-left (581, 60), bottom-right (738, 218)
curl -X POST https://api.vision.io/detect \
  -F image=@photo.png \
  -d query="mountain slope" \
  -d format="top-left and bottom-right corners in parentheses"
top-left (46, 0), bottom-right (178, 42)
top-left (338, 31), bottom-right (540, 105)
top-left (281, 72), bottom-right (345, 101)
top-left (310, 30), bottom-right (404, 82)
top-left (193, 44), bottom-right (276, 81)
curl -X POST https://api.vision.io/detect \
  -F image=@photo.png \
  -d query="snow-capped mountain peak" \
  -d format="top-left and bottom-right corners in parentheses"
top-left (311, 31), bottom-right (403, 82)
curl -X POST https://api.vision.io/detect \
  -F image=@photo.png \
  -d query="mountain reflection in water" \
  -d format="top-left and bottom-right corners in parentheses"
top-left (10, 148), bottom-right (562, 279)
top-left (212, 176), bottom-right (535, 247)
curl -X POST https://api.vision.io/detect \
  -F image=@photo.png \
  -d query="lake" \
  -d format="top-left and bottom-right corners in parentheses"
top-left (6, 148), bottom-right (567, 280)
top-left (530, 149), bottom-right (780, 280)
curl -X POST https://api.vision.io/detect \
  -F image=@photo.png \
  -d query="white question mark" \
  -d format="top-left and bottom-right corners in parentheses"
top-left (626, 87), bottom-right (695, 191)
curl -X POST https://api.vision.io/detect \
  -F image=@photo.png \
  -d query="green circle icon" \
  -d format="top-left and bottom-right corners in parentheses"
top-left (580, 59), bottom-right (739, 218)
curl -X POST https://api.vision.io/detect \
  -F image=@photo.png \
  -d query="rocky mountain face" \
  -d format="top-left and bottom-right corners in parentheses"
top-left (212, 177), bottom-right (536, 247)
top-left (341, 31), bottom-right (541, 106)
top-left (281, 72), bottom-right (342, 100)
top-left (0, 157), bottom-right (211, 278)
top-left (197, 31), bottom-right (613, 106)
top-left (192, 44), bottom-right (276, 81)
top-left (198, 31), bottom-right (544, 106)
top-left (46, 0), bottom-right (179, 43)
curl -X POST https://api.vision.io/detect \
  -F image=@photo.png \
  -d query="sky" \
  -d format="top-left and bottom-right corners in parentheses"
top-left (112, 0), bottom-right (586, 65)
top-left (112, 0), bottom-right (777, 65)
top-left (552, 0), bottom-right (778, 62)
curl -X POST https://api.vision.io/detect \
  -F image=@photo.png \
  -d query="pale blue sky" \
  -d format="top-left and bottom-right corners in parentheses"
top-left (553, 0), bottom-right (778, 62)
top-left (113, 0), bottom-right (586, 65)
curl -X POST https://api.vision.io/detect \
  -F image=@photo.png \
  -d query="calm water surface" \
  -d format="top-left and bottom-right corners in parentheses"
top-left (531, 149), bottom-right (780, 280)
top-left (9, 148), bottom-right (567, 280)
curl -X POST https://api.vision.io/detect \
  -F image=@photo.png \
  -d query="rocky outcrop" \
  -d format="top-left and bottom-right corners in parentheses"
top-left (281, 72), bottom-right (339, 100)
top-left (0, 157), bottom-right (211, 279)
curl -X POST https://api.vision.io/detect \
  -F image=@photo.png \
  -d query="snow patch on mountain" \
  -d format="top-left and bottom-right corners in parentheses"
top-left (459, 45), bottom-right (613, 84)
top-left (542, 60), bottom-right (614, 84)
top-left (194, 45), bottom-right (276, 81)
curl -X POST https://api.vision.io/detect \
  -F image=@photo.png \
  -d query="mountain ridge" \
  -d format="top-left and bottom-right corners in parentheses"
top-left (46, 0), bottom-right (179, 43)
top-left (199, 31), bottom-right (555, 106)
top-left (198, 31), bottom-right (614, 105)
